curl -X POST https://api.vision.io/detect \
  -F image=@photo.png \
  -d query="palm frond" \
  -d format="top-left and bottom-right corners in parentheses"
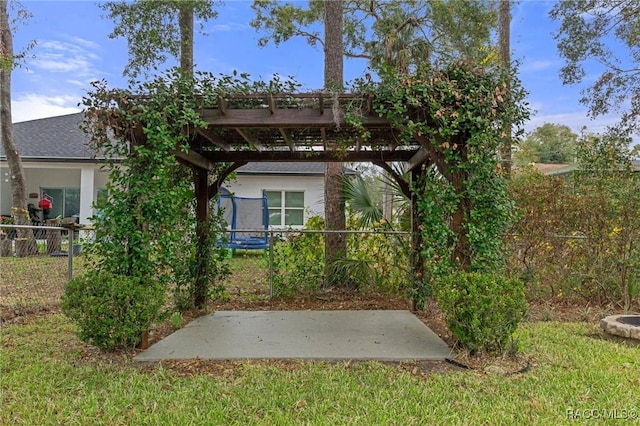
top-left (344, 175), bottom-right (383, 229)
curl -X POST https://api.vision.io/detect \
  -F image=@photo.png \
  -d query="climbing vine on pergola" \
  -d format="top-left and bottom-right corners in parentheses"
top-left (82, 62), bottom-right (528, 309)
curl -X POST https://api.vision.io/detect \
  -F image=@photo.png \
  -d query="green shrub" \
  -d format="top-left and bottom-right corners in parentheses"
top-left (271, 216), bottom-right (325, 297)
top-left (61, 272), bottom-right (165, 350)
top-left (435, 272), bottom-right (528, 353)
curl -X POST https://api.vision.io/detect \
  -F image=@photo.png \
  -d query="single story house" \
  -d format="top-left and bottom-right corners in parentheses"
top-left (1, 113), bottom-right (346, 226)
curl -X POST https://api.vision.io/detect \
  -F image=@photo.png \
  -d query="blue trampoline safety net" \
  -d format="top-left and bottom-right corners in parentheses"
top-left (216, 194), bottom-right (269, 250)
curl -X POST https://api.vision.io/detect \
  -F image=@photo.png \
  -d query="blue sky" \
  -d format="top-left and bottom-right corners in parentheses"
top-left (9, 0), bottom-right (623, 137)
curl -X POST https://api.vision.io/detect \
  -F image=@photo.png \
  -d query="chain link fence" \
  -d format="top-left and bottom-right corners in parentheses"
top-left (0, 224), bottom-right (93, 322)
top-left (1, 225), bottom-right (413, 322)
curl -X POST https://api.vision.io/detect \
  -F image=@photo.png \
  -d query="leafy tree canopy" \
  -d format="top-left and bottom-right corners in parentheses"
top-left (251, 0), bottom-right (497, 73)
top-left (550, 1), bottom-right (640, 136)
top-left (101, 0), bottom-right (218, 80)
top-left (515, 123), bottom-right (578, 166)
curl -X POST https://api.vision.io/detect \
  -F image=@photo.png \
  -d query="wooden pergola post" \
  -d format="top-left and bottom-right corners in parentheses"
top-left (410, 166), bottom-right (424, 310)
top-left (193, 165), bottom-right (210, 309)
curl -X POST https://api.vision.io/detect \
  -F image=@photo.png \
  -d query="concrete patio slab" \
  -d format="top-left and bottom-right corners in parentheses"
top-left (133, 310), bottom-right (453, 362)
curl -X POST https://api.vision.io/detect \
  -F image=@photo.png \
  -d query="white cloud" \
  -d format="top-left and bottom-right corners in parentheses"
top-left (525, 109), bottom-right (620, 136)
top-left (206, 22), bottom-right (248, 33)
top-left (30, 39), bottom-right (101, 78)
top-left (211, 24), bottom-right (232, 31)
top-left (67, 79), bottom-right (87, 87)
top-left (69, 36), bottom-right (101, 50)
top-left (523, 60), bottom-right (555, 72)
top-left (32, 56), bottom-right (94, 74)
top-left (11, 94), bottom-right (82, 123)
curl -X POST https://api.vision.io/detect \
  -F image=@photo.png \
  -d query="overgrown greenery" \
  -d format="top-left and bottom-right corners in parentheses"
top-left (508, 131), bottom-right (640, 310)
top-left (351, 62), bottom-right (529, 306)
top-left (77, 68), bottom-right (310, 320)
top-left (436, 272), bottom-right (527, 353)
top-left (270, 213), bottom-right (410, 298)
top-left (61, 272), bottom-right (164, 350)
top-left (271, 216), bottom-right (325, 297)
top-left (81, 69), bottom-right (204, 280)
top-left (74, 56), bottom-right (532, 353)
top-left (72, 69), bottom-right (231, 335)
top-left (3, 315), bottom-right (639, 425)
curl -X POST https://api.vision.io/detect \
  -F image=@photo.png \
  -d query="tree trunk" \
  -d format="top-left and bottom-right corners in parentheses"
top-left (178, 6), bottom-right (194, 75)
top-left (1, 0), bottom-right (34, 256)
top-left (383, 180), bottom-right (393, 222)
top-left (323, 0), bottom-right (346, 287)
top-left (499, 0), bottom-right (511, 177)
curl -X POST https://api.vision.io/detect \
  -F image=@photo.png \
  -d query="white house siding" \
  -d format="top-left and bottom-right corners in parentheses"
top-left (225, 174), bottom-right (325, 226)
top-left (0, 163), bottom-right (108, 224)
top-left (2, 163), bottom-right (324, 227)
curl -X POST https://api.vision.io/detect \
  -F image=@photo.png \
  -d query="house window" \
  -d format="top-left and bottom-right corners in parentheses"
top-left (41, 188), bottom-right (80, 219)
top-left (265, 191), bottom-right (304, 226)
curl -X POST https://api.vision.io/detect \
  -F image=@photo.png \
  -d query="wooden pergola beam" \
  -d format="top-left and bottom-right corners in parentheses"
top-left (174, 149), bottom-right (214, 171)
top-left (407, 146), bottom-right (430, 171)
top-left (218, 97), bottom-right (228, 115)
top-left (200, 149), bottom-right (418, 163)
top-left (195, 128), bottom-right (231, 151)
top-left (279, 128), bottom-right (296, 152)
top-left (199, 108), bottom-right (390, 128)
top-left (234, 128), bottom-right (264, 152)
top-left (207, 161), bottom-right (248, 199)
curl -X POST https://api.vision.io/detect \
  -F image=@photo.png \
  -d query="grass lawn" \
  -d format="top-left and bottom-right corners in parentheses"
top-left (2, 316), bottom-right (638, 425)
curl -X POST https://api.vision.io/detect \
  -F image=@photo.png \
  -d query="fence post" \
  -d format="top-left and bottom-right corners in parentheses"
top-left (0, 230), bottom-right (11, 256)
top-left (67, 228), bottom-right (73, 281)
top-left (269, 230), bottom-right (274, 299)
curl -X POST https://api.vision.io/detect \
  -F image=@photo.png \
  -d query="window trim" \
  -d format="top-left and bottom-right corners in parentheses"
top-left (264, 190), bottom-right (305, 227)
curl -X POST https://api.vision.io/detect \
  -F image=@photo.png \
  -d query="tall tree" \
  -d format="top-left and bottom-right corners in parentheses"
top-left (515, 123), bottom-right (578, 166)
top-left (498, 0), bottom-right (511, 176)
top-left (550, 1), bottom-right (640, 136)
top-left (323, 0), bottom-right (346, 286)
top-left (1, 0), bottom-right (35, 255)
top-left (101, 0), bottom-right (217, 80)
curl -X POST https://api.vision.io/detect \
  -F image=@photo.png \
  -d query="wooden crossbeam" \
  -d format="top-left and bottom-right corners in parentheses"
top-left (235, 128), bottom-right (264, 152)
top-left (195, 128), bottom-right (231, 151)
top-left (199, 108), bottom-right (389, 128)
top-left (174, 149), bottom-right (214, 171)
top-left (218, 97), bottom-right (228, 115)
top-left (279, 128), bottom-right (296, 152)
top-left (268, 94), bottom-right (276, 115)
top-left (199, 149), bottom-right (418, 163)
top-left (407, 146), bottom-right (430, 171)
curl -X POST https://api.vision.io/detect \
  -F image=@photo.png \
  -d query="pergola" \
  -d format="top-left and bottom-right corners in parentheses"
top-left (173, 93), bottom-right (427, 188)
top-left (164, 92), bottom-right (431, 305)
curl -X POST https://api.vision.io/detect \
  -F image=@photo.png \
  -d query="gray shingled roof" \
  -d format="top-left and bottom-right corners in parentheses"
top-left (2, 113), bottom-right (92, 160)
top-left (1, 113), bottom-right (354, 175)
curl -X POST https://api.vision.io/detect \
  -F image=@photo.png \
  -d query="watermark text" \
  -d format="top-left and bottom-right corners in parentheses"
top-left (566, 408), bottom-right (638, 420)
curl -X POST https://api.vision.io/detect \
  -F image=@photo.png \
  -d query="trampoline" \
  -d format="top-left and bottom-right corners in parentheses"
top-left (216, 192), bottom-right (269, 250)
